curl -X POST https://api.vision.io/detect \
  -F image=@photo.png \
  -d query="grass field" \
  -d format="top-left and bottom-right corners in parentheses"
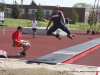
top-left (1, 18), bottom-right (100, 31)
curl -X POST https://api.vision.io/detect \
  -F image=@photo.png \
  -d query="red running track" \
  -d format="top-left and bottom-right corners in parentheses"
top-left (0, 27), bottom-right (100, 66)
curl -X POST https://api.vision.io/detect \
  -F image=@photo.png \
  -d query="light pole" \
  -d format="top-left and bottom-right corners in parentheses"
top-left (68, 18), bottom-right (69, 29)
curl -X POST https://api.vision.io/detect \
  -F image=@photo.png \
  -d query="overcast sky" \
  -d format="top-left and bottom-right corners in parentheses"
top-left (0, 0), bottom-right (98, 7)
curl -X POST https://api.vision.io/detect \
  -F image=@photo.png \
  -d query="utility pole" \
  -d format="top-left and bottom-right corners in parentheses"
top-left (20, 0), bottom-right (23, 19)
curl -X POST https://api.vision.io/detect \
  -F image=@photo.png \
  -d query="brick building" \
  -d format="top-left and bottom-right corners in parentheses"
top-left (5, 4), bottom-right (91, 22)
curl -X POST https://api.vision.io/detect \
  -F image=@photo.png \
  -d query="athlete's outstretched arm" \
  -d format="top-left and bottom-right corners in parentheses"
top-left (46, 13), bottom-right (53, 31)
top-left (60, 11), bottom-right (66, 25)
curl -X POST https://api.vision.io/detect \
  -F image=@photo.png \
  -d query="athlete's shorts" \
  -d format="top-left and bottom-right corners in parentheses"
top-left (32, 28), bottom-right (37, 30)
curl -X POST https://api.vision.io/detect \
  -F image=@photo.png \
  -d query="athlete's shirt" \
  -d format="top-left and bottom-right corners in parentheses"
top-left (32, 21), bottom-right (37, 28)
top-left (52, 11), bottom-right (62, 24)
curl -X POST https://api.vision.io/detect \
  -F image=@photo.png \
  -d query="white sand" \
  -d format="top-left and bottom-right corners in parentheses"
top-left (0, 58), bottom-right (98, 75)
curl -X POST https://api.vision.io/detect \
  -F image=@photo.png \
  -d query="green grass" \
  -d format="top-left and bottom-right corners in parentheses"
top-left (2, 18), bottom-right (33, 27)
top-left (1, 18), bottom-right (100, 31)
top-left (1, 18), bottom-right (51, 28)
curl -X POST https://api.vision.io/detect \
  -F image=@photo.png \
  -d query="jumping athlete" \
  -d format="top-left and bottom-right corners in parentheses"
top-left (46, 5), bottom-right (73, 40)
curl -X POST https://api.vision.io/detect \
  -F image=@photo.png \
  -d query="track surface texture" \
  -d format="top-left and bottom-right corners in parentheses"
top-left (0, 27), bottom-right (100, 66)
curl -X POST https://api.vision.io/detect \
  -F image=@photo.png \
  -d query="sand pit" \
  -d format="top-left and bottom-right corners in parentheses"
top-left (0, 58), bottom-right (98, 75)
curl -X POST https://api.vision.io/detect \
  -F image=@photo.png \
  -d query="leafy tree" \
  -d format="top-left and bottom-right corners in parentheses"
top-left (73, 3), bottom-right (93, 10)
top-left (69, 8), bottom-right (79, 24)
top-left (30, 0), bottom-right (37, 5)
top-left (88, 11), bottom-right (97, 26)
top-left (36, 4), bottom-right (45, 20)
top-left (12, 1), bottom-right (20, 19)
top-left (0, 0), bottom-right (5, 11)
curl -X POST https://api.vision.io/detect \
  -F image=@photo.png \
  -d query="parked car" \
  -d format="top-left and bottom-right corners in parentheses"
top-left (30, 17), bottom-right (34, 20)
top-left (30, 17), bottom-right (47, 22)
top-left (37, 18), bottom-right (47, 22)
top-left (41, 19), bottom-right (47, 22)
top-left (65, 18), bottom-right (72, 24)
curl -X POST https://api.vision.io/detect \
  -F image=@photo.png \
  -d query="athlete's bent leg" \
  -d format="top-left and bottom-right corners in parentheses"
top-left (47, 25), bottom-right (58, 35)
top-left (47, 25), bottom-right (61, 40)
top-left (60, 25), bottom-right (73, 39)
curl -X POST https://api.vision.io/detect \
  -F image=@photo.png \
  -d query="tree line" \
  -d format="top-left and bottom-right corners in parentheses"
top-left (0, 0), bottom-right (97, 25)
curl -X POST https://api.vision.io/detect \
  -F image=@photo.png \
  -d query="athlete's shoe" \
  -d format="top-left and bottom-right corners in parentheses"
top-left (18, 52), bottom-right (27, 57)
top-left (56, 34), bottom-right (61, 40)
top-left (67, 35), bottom-right (73, 39)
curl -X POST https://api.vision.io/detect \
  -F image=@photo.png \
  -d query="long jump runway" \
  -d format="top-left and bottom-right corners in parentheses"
top-left (1, 27), bottom-right (100, 66)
